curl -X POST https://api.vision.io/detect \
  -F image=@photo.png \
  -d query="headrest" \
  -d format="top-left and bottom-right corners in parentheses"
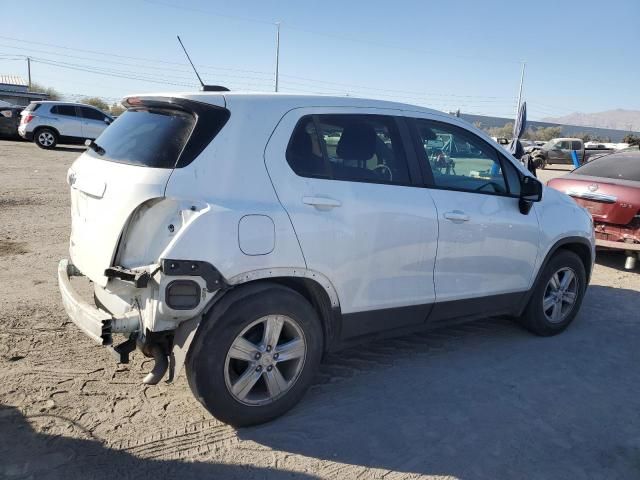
top-left (290, 128), bottom-right (312, 155)
top-left (336, 123), bottom-right (376, 161)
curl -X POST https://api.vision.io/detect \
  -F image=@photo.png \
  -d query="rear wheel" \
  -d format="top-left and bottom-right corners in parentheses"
top-left (518, 250), bottom-right (586, 336)
top-left (186, 283), bottom-right (323, 427)
top-left (34, 128), bottom-right (57, 149)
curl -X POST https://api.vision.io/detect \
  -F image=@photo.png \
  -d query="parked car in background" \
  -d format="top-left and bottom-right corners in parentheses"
top-left (547, 150), bottom-right (640, 269)
top-left (0, 105), bottom-right (24, 139)
top-left (18, 101), bottom-right (113, 149)
top-left (530, 138), bottom-right (614, 169)
top-left (58, 91), bottom-right (594, 427)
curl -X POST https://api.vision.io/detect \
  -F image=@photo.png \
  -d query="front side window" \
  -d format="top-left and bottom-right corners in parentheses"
top-left (571, 140), bottom-right (582, 150)
top-left (415, 119), bottom-right (508, 194)
top-left (286, 114), bottom-right (410, 185)
top-left (80, 106), bottom-right (107, 121)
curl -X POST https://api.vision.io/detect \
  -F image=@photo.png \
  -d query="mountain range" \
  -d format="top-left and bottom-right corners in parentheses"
top-left (543, 109), bottom-right (640, 132)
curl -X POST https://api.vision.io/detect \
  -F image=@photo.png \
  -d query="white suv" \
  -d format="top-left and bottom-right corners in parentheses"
top-left (19, 101), bottom-right (113, 149)
top-left (58, 92), bottom-right (595, 426)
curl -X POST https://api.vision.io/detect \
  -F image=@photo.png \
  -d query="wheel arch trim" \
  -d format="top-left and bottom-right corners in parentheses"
top-left (227, 267), bottom-right (340, 308)
top-left (518, 235), bottom-right (593, 316)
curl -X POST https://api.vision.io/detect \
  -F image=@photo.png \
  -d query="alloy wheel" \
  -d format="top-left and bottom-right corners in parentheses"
top-left (542, 267), bottom-right (579, 323)
top-left (38, 131), bottom-right (54, 147)
top-left (224, 315), bottom-right (307, 406)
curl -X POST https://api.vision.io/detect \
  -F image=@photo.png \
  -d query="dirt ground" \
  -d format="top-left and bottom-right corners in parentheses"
top-left (1, 139), bottom-right (639, 480)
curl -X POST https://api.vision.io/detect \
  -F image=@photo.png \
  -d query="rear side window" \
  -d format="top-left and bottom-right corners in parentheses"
top-left (574, 153), bottom-right (640, 181)
top-left (80, 106), bottom-right (107, 121)
top-left (88, 108), bottom-right (195, 168)
top-left (51, 105), bottom-right (78, 117)
top-left (571, 140), bottom-right (582, 150)
top-left (286, 114), bottom-right (411, 185)
top-left (414, 119), bottom-right (509, 194)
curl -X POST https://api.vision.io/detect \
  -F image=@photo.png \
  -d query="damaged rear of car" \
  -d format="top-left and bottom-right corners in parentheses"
top-left (59, 95), bottom-right (230, 383)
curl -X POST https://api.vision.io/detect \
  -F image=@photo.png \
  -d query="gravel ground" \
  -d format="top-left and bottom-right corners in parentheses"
top-left (1, 140), bottom-right (639, 480)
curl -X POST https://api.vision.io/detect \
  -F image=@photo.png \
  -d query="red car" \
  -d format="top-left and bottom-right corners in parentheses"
top-left (547, 149), bottom-right (640, 269)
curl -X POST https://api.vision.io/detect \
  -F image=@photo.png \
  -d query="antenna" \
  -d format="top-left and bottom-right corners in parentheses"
top-left (176, 35), bottom-right (229, 92)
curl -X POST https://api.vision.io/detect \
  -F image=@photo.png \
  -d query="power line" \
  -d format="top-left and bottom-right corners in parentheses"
top-left (143, 0), bottom-right (522, 65)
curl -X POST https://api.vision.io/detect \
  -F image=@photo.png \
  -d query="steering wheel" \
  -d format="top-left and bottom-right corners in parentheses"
top-left (373, 164), bottom-right (393, 181)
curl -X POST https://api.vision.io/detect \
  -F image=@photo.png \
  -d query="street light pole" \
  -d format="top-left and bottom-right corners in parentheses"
top-left (27, 57), bottom-right (31, 89)
top-left (274, 22), bottom-right (280, 92)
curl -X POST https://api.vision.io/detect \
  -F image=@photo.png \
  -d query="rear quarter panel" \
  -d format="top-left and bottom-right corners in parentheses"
top-left (162, 97), bottom-right (306, 280)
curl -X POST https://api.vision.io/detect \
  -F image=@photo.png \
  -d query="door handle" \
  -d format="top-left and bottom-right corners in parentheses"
top-left (302, 196), bottom-right (341, 209)
top-left (443, 210), bottom-right (470, 222)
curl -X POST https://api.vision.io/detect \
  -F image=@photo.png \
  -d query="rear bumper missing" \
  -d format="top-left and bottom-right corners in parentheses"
top-left (57, 259), bottom-right (139, 345)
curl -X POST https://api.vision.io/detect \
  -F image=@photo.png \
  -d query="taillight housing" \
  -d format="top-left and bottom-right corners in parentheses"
top-left (22, 114), bottom-right (34, 124)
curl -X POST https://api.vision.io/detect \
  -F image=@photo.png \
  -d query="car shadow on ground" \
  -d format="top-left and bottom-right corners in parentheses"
top-left (54, 146), bottom-right (86, 153)
top-left (238, 285), bottom-right (640, 479)
top-left (596, 249), bottom-right (638, 272)
top-left (0, 406), bottom-right (319, 480)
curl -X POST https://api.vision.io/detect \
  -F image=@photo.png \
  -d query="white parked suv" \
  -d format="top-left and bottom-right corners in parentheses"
top-left (58, 92), bottom-right (595, 426)
top-left (19, 101), bottom-right (113, 149)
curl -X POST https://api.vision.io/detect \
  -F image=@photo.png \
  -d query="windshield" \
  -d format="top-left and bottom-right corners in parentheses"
top-left (574, 152), bottom-right (640, 182)
top-left (88, 108), bottom-right (195, 168)
top-left (542, 140), bottom-right (557, 149)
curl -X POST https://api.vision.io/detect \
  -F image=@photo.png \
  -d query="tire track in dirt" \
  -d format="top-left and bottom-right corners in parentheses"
top-left (102, 318), bottom-right (517, 462)
top-left (314, 317), bottom-right (514, 389)
top-left (112, 420), bottom-right (238, 459)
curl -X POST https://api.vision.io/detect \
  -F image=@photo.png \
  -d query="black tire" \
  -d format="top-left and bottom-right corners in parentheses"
top-left (186, 283), bottom-right (323, 427)
top-left (34, 128), bottom-right (58, 149)
top-left (518, 250), bottom-right (586, 336)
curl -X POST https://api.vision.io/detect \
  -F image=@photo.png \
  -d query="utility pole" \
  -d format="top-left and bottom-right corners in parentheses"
top-left (27, 57), bottom-right (31, 89)
top-left (274, 22), bottom-right (280, 92)
top-left (515, 62), bottom-right (525, 116)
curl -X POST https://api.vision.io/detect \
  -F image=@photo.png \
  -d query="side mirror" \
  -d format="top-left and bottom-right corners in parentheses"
top-left (104, 118), bottom-right (112, 124)
top-left (519, 176), bottom-right (543, 214)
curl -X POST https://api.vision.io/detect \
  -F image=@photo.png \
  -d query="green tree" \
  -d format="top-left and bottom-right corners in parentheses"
top-left (528, 126), bottom-right (562, 141)
top-left (109, 102), bottom-right (125, 117)
top-left (573, 132), bottom-right (592, 142)
top-left (29, 82), bottom-right (61, 101)
top-left (623, 134), bottom-right (640, 146)
top-left (81, 96), bottom-right (110, 112)
top-left (486, 122), bottom-right (514, 139)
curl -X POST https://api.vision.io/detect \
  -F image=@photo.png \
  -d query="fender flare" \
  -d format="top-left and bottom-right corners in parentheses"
top-left (168, 267), bottom-right (340, 381)
top-left (517, 235), bottom-right (594, 316)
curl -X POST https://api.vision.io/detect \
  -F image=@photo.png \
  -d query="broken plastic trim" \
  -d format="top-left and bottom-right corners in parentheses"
top-left (161, 259), bottom-right (226, 291)
top-left (104, 265), bottom-right (152, 288)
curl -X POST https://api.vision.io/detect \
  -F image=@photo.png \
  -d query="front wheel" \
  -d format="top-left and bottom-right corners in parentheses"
top-left (34, 128), bottom-right (58, 149)
top-left (186, 283), bottom-right (323, 427)
top-left (518, 250), bottom-right (586, 336)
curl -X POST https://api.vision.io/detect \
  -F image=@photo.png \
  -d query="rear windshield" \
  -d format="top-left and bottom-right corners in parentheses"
top-left (88, 108), bottom-right (195, 168)
top-left (23, 103), bottom-right (41, 113)
top-left (574, 153), bottom-right (640, 182)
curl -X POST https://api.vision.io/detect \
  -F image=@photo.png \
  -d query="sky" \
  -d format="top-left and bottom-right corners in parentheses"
top-left (0, 0), bottom-right (638, 120)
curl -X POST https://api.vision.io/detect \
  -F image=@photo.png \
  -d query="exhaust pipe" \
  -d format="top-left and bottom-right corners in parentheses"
top-left (142, 344), bottom-right (168, 385)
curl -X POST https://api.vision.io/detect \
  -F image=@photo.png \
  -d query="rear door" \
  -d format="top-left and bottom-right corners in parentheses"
top-left (265, 108), bottom-right (438, 338)
top-left (51, 105), bottom-right (83, 137)
top-left (79, 106), bottom-right (110, 139)
top-left (411, 117), bottom-right (540, 321)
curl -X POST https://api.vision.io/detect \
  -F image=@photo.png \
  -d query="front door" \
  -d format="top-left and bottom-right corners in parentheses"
top-left (79, 106), bottom-right (109, 139)
top-left (412, 118), bottom-right (540, 321)
top-left (265, 108), bottom-right (439, 338)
